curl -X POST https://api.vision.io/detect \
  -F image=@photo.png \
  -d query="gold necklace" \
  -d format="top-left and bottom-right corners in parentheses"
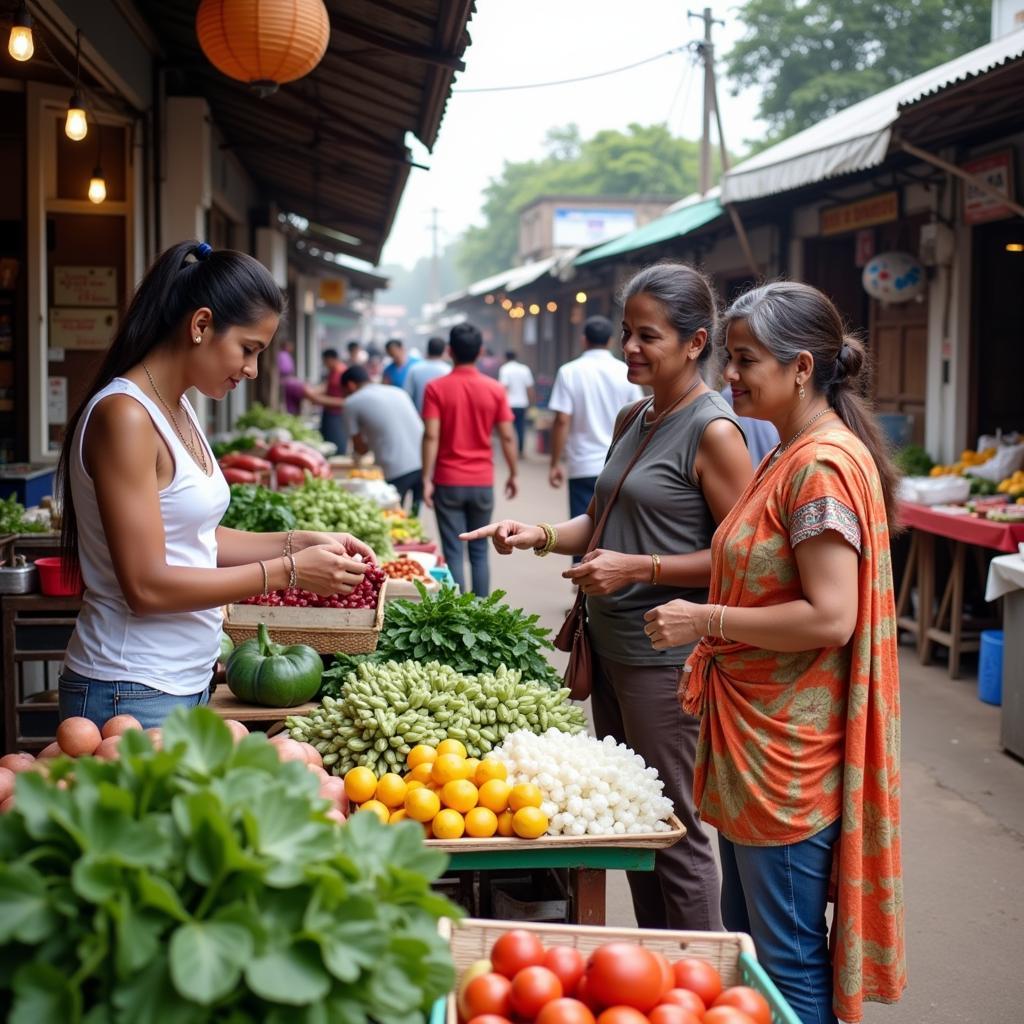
top-left (769, 406), bottom-right (834, 465)
top-left (142, 362), bottom-right (210, 474)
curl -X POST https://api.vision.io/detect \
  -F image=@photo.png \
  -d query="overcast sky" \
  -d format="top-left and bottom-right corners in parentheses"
top-left (379, 1), bottom-right (765, 269)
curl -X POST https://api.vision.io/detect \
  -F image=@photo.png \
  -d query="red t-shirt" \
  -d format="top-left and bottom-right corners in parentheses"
top-left (422, 365), bottom-right (513, 486)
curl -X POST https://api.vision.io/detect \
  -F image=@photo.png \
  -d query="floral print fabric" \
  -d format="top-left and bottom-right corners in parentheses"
top-left (683, 429), bottom-right (906, 1022)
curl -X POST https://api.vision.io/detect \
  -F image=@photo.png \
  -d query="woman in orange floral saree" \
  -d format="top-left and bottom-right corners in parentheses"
top-left (644, 282), bottom-right (906, 1024)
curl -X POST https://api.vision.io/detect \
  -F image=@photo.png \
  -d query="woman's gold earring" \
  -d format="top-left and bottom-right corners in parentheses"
top-left (798, 382), bottom-right (806, 400)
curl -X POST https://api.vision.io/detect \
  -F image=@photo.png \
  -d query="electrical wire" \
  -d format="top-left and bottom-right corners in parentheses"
top-left (453, 45), bottom-right (688, 93)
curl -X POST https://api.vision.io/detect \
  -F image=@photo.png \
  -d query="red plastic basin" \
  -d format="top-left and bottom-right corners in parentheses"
top-left (34, 557), bottom-right (83, 596)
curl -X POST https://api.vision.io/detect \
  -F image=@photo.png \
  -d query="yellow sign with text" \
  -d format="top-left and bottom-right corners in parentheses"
top-left (820, 191), bottom-right (898, 236)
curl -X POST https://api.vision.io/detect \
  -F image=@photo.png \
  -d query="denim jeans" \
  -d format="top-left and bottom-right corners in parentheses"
top-left (567, 476), bottom-right (598, 564)
top-left (511, 407), bottom-right (528, 455)
top-left (320, 410), bottom-right (348, 455)
top-left (433, 484), bottom-right (494, 595)
top-left (719, 819), bottom-right (842, 1024)
top-left (59, 666), bottom-right (210, 730)
top-left (388, 468), bottom-right (424, 518)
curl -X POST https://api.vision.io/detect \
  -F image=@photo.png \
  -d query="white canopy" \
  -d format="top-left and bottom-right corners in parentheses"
top-left (721, 29), bottom-right (1024, 204)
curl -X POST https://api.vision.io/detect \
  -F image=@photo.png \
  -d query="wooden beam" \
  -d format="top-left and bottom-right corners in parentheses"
top-left (327, 14), bottom-right (466, 71)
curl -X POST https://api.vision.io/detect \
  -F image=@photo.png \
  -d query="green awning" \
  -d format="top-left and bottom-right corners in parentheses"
top-left (574, 197), bottom-right (724, 266)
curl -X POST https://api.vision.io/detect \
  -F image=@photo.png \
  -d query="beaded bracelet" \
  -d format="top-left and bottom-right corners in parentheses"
top-left (284, 530), bottom-right (295, 558)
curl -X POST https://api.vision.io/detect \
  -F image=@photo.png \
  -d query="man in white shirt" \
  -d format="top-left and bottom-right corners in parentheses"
top-left (547, 316), bottom-right (643, 559)
top-left (498, 350), bottom-right (536, 456)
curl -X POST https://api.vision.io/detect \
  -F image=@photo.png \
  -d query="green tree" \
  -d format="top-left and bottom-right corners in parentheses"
top-left (456, 123), bottom-right (721, 281)
top-left (727, 0), bottom-right (991, 141)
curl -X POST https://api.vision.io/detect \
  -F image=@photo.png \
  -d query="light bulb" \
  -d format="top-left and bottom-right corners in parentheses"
top-left (528, 303), bottom-right (540, 315)
top-left (575, 291), bottom-right (587, 304)
top-left (88, 167), bottom-right (106, 204)
top-left (7, 5), bottom-right (33, 62)
top-left (65, 93), bottom-right (88, 141)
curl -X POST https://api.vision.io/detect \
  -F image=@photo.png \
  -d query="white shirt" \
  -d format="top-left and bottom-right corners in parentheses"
top-left (548, 348), bottom-right (644, 478)
top-left (499, 360), bottom-right (535, 408)
top-left (65, 379), bottom-right (230, 695)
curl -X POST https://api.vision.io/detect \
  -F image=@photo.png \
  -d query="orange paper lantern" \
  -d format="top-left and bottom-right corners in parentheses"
top-left (196, 0), bottom-right (330, 95)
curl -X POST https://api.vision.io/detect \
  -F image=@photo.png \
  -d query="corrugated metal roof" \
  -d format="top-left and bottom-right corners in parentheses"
top-left (721, 29), bottom-right (1024, 204)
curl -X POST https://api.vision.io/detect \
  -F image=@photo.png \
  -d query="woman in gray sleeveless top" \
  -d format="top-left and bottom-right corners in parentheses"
top-left (462, 264), bottom-right (753, 930)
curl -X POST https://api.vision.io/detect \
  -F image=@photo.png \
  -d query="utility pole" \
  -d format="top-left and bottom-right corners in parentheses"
top-left (688, 6), bottom-right (724, 195)
top-left (428, 207), bottom-right (441, 308)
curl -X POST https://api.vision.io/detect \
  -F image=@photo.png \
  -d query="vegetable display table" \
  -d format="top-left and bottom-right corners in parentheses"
top-left (895, 502), bottom-right (1024, 677)
top-left (207, 686), bottom-right (317, 731)
top-left (427, 817), bottom-right (686, 926)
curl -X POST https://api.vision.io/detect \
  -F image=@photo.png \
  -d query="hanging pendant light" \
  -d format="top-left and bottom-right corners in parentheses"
top-left (65, 31), bottom-right (87, 141)
top-left (88, 126), bottom-right (106, 203)
top-left (8, 2), bottom-right (34, 62)
top-left (195, 0), bottom-right (331, 97)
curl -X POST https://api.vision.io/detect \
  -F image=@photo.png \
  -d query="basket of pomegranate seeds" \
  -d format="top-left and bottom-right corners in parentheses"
top-left (223, 562), bottom-right (388, 654)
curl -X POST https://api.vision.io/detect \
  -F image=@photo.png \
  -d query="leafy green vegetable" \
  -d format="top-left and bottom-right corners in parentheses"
top-left (234, 403), bottom-right (323, 443)
top-left (893, 444), bottom-right (934, 477)
top-left (0, 495), bottom-right (49, 534)
top-left (327, 584), bottom-right (562, 690)
top-left (221, 483), bottom-right (297, 533)
top-left (211, 436), bottom-right (256, 459)
top-left (0, 707), bottom-right (458, 1023)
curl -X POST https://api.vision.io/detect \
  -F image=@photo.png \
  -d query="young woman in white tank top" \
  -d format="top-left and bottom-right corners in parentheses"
top-left (56, 241), bottom-right (375, 729)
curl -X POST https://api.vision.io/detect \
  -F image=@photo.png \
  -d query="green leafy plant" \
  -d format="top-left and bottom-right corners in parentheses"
top-left (893, 444), bottom-right (935, 477)
top-left (234, 402), bottom-right (323, 443)
top-left (0, 707), bottom-right (458, 1023)
top-left (220, 483), bottom-right (297, 533)
top-left (327, 584), bottom-right (562, 691)
top-left (288, 477), bottom-right (394, 560)
top-left (0, 495), bottom-right (49, 534)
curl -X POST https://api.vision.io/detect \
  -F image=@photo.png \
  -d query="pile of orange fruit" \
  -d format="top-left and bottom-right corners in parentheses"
top-left (381, 558), bottom-right (429, 581)
top-left (343, 739), bottom-right (550, 841)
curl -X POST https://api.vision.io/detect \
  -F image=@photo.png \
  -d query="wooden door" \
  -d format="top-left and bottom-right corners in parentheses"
top-left (869, 298), bottom-right (928, 445)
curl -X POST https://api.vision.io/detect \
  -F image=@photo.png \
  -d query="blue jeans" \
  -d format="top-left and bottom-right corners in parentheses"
top-left (719, 819), bottom-right (841, 1024)
top-left (568, 476), bottom-right (597, 564)
top-left (320, 410), bottom-right (348, 454)
top-left (388, 468), bottom-right (424, 518)
top-left (433, 484), bottom-right (494, 595)
top-left (59, 666), bottom-right (210, 730)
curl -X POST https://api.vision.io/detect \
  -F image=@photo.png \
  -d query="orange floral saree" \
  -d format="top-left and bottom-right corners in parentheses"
top-left (683, 428), bottom-right (906, 1023)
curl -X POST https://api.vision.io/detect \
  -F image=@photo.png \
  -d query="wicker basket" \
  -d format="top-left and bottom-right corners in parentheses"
top-left (434, 918), bottom-right (801, 1024)
top-left (222, 579), bottom-right (387, 655)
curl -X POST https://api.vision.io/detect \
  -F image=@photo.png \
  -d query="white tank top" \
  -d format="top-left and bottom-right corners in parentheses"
top-left (64, 378), bottom-right (230, 695)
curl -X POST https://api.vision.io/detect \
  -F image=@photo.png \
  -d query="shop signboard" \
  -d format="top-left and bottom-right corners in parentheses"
top-left (52, 266), bottom-right (118, 307)
top-left (47, 377), bottom-right (68, 426)
top-left (820, 192), bottom-right (898, 236)
top-left (855, 228), bottom-right (877, 267)
top-left (319, 278), bottom-right (346, 305)
top-left (49, 307), bottom-right (118, 350)
top-left (962, 150), bottom-right (1016, 224)
top-left (554, 208), bottom-right (636, 248)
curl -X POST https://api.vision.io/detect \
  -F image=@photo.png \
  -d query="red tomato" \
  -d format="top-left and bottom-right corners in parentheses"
top-left (714, 987), bottom-right (772, 1024)
top-left (587, 943), bottom-right (665, 1013)
top-left (545, 946), bottom-right (586, 996)
top-left (510, 965), bottom-right (564, 1019)
top-left (660, 988), bottom-right (707, 1017)
top-left (574, 974), bottom-right (602, 1012)
top-left (491, 930), bottom-right (547, 979)
top-left (466, 1017), bottom-right (513, 1024)
top-left (651, 951), bottom-right (675, 997)
top-left (596, 1009), bottom-right (650, 1024)
top-left (464, 973), bottom-right (513, 1019)
top-left (703, 1008), bottom-right (757, 1024)
top-left (535, 997), bottom-right (597, 1024)
top-left (672, 959), bottom-right (723, 1008)
top-left (649, 1006), bottom-right (703, 1024)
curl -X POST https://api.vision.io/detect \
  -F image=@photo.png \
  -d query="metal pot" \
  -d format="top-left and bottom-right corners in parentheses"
top-left (0, 555), bottom-right (39, 594)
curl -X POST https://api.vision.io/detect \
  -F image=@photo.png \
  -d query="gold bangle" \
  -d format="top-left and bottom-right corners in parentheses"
top-left (718, 604), bottom-right (728, 640)
top-left (650, 553), bottom-right (662, 585)
top-left (258, 559), bottom-right (269, 596)
top-left (533, 522), bottom-right (557, 557)
top-left (706, 604), bottom-right (717, 638)
top-left (287, 553), bottom-right (298, 589)
top-left (284, 530), bottom-right (295, 557)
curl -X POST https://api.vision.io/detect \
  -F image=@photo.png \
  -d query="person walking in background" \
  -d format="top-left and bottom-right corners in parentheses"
top-left (644, 281), bottom-right (905, 1024)
top-left (548, 315), bottom-right (643, 561)
top-left (381, 338), bottom-right (417, 388)
top-left (463, 264), bottom-right (753, 932)
top-left (477, 346), bottom-right (501, 379)
top-left (341, 365), bottom-right (424, 514)
top-left (421, 323), bottom-right (518, 596)
top-left (499, 349), bottom-right (536, 456)
top-left (404, 336), bottom-right (451, 412)
top-left (346, 339), bottom-right (367, 366)
top-left (303, 348), bottom-right (347, 454)
top-left (276, 339), bottom-right (305, 415)
top-left (364, 344), bottom-right (385, 382)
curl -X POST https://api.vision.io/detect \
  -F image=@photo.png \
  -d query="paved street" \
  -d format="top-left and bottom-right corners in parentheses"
top-left (429, 446), bottom-right (1024, 1024)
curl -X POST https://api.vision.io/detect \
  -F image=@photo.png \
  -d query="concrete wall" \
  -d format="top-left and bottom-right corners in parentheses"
top-left (160, 97), bottom-right (211, 245)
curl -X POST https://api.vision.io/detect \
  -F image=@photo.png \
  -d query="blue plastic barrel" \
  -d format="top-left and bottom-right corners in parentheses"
top-left (978, 630), bottom-right (1004, 705)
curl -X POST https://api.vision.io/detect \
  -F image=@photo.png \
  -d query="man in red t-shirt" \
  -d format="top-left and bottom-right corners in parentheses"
top-left (421, 323), bottom-right (518, 596)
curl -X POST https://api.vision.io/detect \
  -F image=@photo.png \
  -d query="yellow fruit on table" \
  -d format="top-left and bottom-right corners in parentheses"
top-left (358, 799), bottom-right (391, 824)
top-left (512, 806), bottom-right (549, 839)
top-left (408, 762), bottom-right (435, 785)
top-left (464, 757), bottom-right (481, 780)
top-left (406, 744), bottom-right (437, 770)
top-left (389, 808), bottom-right (407, 824)
top-left (508, 782), bottom-right (543, 811)
top-left (441, 778), bottom-right (479, 813)
top-left (475, 758), bottom-right (508, 785)
top-left (405, 779), bottom-right (425, 792)
top-left (344, 766), bottom-right (378, 805)
top-left (464, 806), bottom-right (499, 838)
top-left (432, 752), bottom-right (471, 785)
top-left (496, 810), bottom-right (515, 836)
top-left (436, 738), bottom-right (468, 758)
top-left (405, 787), bottom-right (441, 823)
top-left (431, 808), bottom-right (466, 839)
top-left (477, 778), bottom-right (512, 814)
top-left (375, 773), bottom-right (408, 808)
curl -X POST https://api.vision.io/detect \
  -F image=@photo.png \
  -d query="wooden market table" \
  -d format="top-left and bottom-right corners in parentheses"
top-left (207, 686), bottom-right (316, 731)
top-left (896, 502), bottom-right (1024, 677)
top-left (426, 817), bottom-right (686, 926)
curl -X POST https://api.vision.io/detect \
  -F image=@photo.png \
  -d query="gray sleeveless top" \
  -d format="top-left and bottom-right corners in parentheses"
top-left (586, 391), bottom-right (742, 667)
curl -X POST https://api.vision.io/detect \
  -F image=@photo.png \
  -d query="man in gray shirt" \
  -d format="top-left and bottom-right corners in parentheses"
top-left (341, 365), bottom-right (425, 513)
top-left (404, 336), bottom-right (451, 412)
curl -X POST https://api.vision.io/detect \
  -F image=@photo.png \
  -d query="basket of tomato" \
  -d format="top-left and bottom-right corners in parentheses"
top-left (434, 918), bottom-right (799, 1024)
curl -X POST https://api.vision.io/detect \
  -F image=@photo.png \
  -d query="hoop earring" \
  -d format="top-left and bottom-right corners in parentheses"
top-left (798, 382), bottom-right (806, 400)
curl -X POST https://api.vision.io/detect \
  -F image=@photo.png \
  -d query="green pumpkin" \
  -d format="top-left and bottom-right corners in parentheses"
top-left (219, 631), bottom-right (235, 663)
top-left (225, 624), bottom-right (323, 707)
